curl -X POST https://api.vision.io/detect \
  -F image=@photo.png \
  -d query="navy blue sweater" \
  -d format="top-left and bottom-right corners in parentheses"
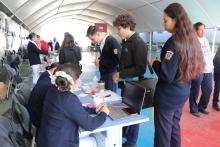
top-left (38, 71), bottom-right (50, 82)
top-left (27, 41), bottom-right (48, 66)
top-left (28, 73), bottom-right (51, 127)
top-left (153, 37), bottom-right (190, 111)
top-left (37, 86), bottom-right (107, 147)
top-left (99, 35), bottom-right (121, 74)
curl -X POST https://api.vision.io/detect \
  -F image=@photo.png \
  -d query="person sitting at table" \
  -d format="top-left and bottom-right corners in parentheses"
top-left (28, 62), bottom-right (59, 129)
top-left (37, 63), bottom-right (109, 147)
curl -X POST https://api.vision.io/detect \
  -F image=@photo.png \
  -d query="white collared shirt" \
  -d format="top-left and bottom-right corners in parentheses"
top-left (47, 70), bottom-right (53, 78)
top-left (198, 36), bottom-right (213, 73)
top-left (100, 33), bottom-right (109, 52)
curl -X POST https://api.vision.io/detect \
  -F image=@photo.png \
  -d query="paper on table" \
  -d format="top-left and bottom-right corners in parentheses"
top-left (93, 90), bottom-right (122, 103)
top-left (78, 93), bottom-right (88, 97)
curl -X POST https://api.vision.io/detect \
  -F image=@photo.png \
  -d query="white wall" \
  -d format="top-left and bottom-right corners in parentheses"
top-left (35, 21), bottom-right (92, 50)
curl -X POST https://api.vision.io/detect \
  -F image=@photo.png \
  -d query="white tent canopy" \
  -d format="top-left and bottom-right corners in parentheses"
top-left (1, 0), bottom-right (220, 33)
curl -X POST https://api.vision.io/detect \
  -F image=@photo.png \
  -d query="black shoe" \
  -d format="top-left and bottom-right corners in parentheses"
top-left (190, 112), bottom-right (200, 117)
top-left (122, 143), bottom-right (137, 147)
top-left (199, 109), bottom-right (210, 115)
top-left (213, 105), bottom-right (220, 111)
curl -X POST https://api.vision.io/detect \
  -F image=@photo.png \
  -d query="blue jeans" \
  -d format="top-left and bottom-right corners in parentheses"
top-left (189, 73), bottom-right (212, 113)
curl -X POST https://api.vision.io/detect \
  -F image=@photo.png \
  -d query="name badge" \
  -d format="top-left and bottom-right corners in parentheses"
top-left (165, 51), bottom-right (174, 60)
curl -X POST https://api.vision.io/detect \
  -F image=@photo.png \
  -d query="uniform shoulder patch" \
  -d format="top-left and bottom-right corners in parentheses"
top-left (113, 48), bottom-right (118, 54)
top-left (165, 50), bottom-right (174, 60)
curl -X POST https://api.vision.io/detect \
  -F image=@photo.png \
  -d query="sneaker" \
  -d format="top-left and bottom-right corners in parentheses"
top-left (190, 112), bottom-right (200, 117)
top-left (213, 105), bottom-right (220, 111)
top-left (199, 109), bottom-right (210, 115)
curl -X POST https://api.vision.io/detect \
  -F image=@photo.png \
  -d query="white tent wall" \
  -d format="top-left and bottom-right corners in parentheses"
top-left (0, 11), bottom-right (7, 58)
top-left (0, 9), bottom-right (29, 58)
top-left (2, 0), bottom-right (220, 31)
top-left (0, 0), bottom-right (220, 53)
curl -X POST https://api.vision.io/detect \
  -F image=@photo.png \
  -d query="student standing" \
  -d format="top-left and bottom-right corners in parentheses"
top-left (59, 33), bottom-right (82, 65)
top-left (152, 3), bottom-right (205, 147)
top-left (189, 22), bottom-right (213, 117)
top-left (27, 33), bottom-right (51, 85)
top-left (86, 25), bottom-right (121, 92)
top-left (113, 14), bottom-right (147, 147)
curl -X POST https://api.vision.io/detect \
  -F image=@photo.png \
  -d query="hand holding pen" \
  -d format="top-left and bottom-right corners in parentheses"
top-left (96, 103), bottom-right (110, 115)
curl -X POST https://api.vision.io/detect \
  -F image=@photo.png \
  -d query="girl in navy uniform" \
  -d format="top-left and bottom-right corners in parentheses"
top-left (27, 33), bottom-right (54, 85)
top-left (152, 3), bottom-right (205, 147)
top-left (37, 63), bottom-right (109, 147)
top-left (28, 62), bottom-right (59, 128)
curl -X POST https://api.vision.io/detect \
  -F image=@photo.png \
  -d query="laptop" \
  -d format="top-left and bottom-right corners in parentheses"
top-left (108, 81), bottom-right (146, 120)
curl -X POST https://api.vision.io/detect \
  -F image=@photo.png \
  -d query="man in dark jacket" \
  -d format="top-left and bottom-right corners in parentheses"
top-left (86, 25), bottom-right (121, 92)
top-left (213, 45), bottom-right (220, 111)
top-left (113, 14), bottom-right (147, 147)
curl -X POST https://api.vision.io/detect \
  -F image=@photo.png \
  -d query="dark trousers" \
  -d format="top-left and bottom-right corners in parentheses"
top-left (189, 73), bottom-right (212, 113)
top-left (123, 124), bottom-right (140, 145)
top-left (213, 72), bottom-right (220, 106)
top-left (100, 72), bottom-right (116, 92)
top-left (154, 107), bottom-right (182, 147)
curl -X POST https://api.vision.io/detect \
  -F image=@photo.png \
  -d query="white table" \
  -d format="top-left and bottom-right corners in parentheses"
top-left (77, 90), bottom-right (149, 147)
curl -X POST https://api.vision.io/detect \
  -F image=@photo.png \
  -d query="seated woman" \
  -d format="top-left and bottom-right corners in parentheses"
top-left (28, 62), bottom-right (59, 128)
top-left (38, 62), bottom-right (59, 82)
top-left (37, 63), bottom-right (109, 147)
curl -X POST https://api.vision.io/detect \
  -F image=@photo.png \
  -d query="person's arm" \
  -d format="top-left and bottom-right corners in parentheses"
top-left (213, 46), bottom-right (220, 67)
top-left (31, 42), bottom-right (48, 55)
top-left (59, 49), bottom-right (65, 64)
top-left (56, 42), bottom-right (60, 50)
top-left (119, 38), bottom-right (147, 77)
top-left (75, 46), bottom-right (82, 61)
top-left (153, 38), bottom-right (178, 83)
top-left (63, 95), bottom-right (107, 131)
top-left (111, 37), bottom-right (122, 63)
top-left (83, 107), bottom-right (96, 114)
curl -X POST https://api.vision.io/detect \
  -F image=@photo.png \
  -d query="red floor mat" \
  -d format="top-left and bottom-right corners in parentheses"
top-left (181, 102), bottom-right (220, 147)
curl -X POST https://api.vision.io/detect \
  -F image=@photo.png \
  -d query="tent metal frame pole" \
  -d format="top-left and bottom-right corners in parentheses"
top-left (149, 32), bottom-right (153, 61)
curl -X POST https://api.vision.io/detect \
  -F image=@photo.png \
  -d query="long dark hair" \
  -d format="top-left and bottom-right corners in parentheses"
top-left (61, 33), bottom-right (75, 49)
top-left (164, 3), bottom-right (205, 82)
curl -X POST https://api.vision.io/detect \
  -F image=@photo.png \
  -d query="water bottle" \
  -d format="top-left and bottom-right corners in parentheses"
top-left (93, 75), bottom-right (98, 83)
top-left (92, 75), bottom-right (99, 90)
